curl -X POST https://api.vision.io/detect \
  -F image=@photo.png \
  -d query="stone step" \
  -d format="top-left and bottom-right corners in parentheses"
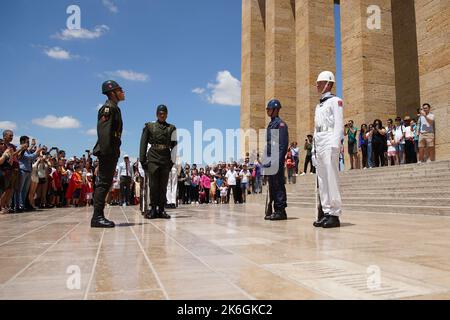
top-left (289, 180), bottom-right (450, 189)
top-left (288, 196), bottom-right (450, 207)
top-left (329, 191), bottom-right (450, 198)
top-left (286, 202), bottom-right (450, 216)
top-left (339, 161), bottom-right (450, 174)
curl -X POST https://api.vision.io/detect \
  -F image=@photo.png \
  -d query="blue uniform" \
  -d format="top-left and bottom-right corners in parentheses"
top-left (265, 116), bottom-right (289, 212)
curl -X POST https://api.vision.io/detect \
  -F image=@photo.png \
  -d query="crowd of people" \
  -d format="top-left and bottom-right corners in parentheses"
top-left (286, 103), bottom-right (436, 175)
top-left (0, 103), bottom-right (436, 214)
top-left (0, 131), bottom-right (100, 214)
top-left (0, 128), bottom-right (267, 215)
top-left (342, 103), bottom-right (435, 170)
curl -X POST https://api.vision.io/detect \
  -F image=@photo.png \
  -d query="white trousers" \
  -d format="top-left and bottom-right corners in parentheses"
top-left (166, 167), bottom-right (178, 205)
top-left (316, 147), bottom-right (342, 216)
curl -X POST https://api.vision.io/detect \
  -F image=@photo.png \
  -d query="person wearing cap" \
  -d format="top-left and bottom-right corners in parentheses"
top-left (312, 71), bottom-right (344, 228)
top-left (118, 155), bottom-right (133, 206)
top-left (91, 80), bottom-right (124, 228)
top-left (140, 104), bottom-right (177, 219)
top-left (263, 99), bottom-right (289, 221)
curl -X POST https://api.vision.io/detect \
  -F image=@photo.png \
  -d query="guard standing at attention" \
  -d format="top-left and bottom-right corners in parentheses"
top-left (91, 80), bottom-right (124, 228)
top-left (263, 99), bottom-right (289, 221)
top-left (139, 105), bottom-right (177, 219)
top-left (312, 71), bottom-right (344, 228)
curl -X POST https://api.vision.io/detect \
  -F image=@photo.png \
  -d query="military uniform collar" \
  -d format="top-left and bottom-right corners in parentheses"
top-left (105, 99), bottom-right (118, 108)
top-left (270, 116), bottom-right (280, 121)
top-left (320, 92), bottom-right (334, 103)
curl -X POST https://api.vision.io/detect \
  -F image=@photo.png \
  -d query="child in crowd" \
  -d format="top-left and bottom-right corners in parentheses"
top-left (220, 182), bottom-right (228, 204)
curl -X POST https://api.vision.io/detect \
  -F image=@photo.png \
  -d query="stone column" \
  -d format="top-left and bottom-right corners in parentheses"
top-left (295, 0), bottom-right (336, 168)
top-left (241, 0), bottom-right (267, 157)
top-left (414, 0), bottom-right (450, 160)
top-left (340, 0), bottom-right (397, 127)
top-left (265, 0), bottom-right (297, 138)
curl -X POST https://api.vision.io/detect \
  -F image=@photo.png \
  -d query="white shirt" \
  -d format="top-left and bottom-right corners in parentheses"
top-left (239, 170), bottom-right (251, 184)
top-left (405, 126), bottom-right (414, 139)
top-left (225, 170), bottom-right (237, 186)
top-left (394, 125), bottom-right (406, 145)
top-left (118, 161), bottom-right (133, 177)
top-left (313, 92), bottom-right (344, 151)
top-left (420, 113), bottom-right (435, 133)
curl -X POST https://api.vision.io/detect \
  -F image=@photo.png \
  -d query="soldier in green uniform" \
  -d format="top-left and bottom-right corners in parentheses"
top-left (139, 105), bottom-right (177, 219)
top-left (91, 80), bottom-right (124, 228)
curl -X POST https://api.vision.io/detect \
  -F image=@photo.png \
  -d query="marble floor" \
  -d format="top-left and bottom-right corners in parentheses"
top-left (1, 197), bottom-right (450, 300)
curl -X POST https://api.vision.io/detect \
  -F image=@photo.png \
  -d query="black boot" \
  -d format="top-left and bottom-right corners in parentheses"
top-left (323, 215), bottom-right (340, 228)
top-left (264, 203), bottom-right (273, 220)
top-left (91, 211), bottom-right (115, 228)
top-left (313, 215), bottom-right (330, 228)
top-left (158, 206), bottom-right (171, 219)
top-left (270, 208), bottom-right (288, 221)
top-left (144, 206), bottom-right (158, 220)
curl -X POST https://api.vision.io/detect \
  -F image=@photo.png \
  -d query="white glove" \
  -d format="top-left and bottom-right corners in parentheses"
top-left (312, 154), bottom-right (317, 168)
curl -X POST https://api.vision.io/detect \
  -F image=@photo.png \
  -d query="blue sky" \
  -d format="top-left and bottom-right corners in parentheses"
top-left (1, 1), bottom-right (342, 163)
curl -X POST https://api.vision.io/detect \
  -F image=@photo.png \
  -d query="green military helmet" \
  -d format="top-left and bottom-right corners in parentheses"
top-left (102, 80), bottom-right (121, 95)
top-left (157, 104), bottom-right (168, 113)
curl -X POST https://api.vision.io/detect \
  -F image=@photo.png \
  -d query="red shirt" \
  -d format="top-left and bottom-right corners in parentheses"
top-left (52, 170), bottom-right (62, 189)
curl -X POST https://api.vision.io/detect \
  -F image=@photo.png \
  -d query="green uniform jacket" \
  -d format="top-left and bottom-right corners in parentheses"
top-left (139, 121), bottom-right (177, 168)
top-left (93, 100), bottom-right (123, 158)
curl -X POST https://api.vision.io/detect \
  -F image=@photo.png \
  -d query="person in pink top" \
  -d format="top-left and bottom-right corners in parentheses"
top-left (199, 169), bottom-right (211, 204)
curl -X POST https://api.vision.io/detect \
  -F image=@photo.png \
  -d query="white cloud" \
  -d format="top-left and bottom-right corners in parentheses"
top-left (32, 115), bottom-right (81, 129)
top-left (104, 70), bottom-right (149, 82)
top-left (44, 47), bottom-right (75, 60)
top-left (102, 0), bottom-right (118, 13)
top-left (0, 121), bottom-right (17, 131)
top-left (53, 25), bottom-right (110, 40)
top-left (86, 128), bottom-right (97, 136)
top-left (193, 71), bottom-right (241, 106)
top-left (192, 88), bottom-right (206, 94)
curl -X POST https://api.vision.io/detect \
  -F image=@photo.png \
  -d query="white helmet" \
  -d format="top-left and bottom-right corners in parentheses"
top-left (317, 71), bottom-right (335, 83)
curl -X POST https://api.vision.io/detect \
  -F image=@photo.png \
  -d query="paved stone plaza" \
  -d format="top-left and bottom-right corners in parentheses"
top-left (1, 196), bottom-right (450, 300)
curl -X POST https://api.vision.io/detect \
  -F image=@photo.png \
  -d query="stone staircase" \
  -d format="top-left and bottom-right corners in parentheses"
top-left (285, 160), bottom-right (450, 216)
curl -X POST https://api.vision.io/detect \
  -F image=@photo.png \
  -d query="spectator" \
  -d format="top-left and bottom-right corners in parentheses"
top-left (191, 169), bottom-right (200, 204)
top-left (285, 151), bottom-right (295, 184)
top-left (84, 172), bottom-right (94, 206)
top-left (118, 155), bottom-right (133, 206)
top-left (366, 124), bottom-right (374, 168)
top-left (68, 165), bottom-right (83, 207)
top-left (183, 164), bottom-right (191, 204)
top-left (0, 139), bottom-right (13, 211)
top-left (17, 136), bottom-right (42, 212)
top-left (50, 161), bottom-right (63, 207)
top-left (394, 117), bottom-right (406, 165)
top-left (302, 135), bottom-right (315, 175)
top-left (290, 142), bottom-right (299, 176)
top-left (220, 181), bottom-right (228, 204)
top-left (359, 124), bottom-right (368, 169)
top-left (199, 169), bottom-right (211, 204)
top-left (253, 157), bottom-right (262, 194)
top-left (239, 164), bottom-right (252, 202)
top-left (345, 120), bottom-right (359, 170)
top-left (225, 163), bottom-right (238, 204)
top-left (0, 130), bottom-right (19, 214)
top-left (370, 119), bottom-right (387, 167)
top-left (387, 130), bottom-right (397, 166)
top-left (36, 150), bottom-right (51, 209)
top-left (214, 174), bottom-right (223, 204)
top-left (418, 103), bottom-right (435, 163)
top-left (404, 117), bottom-right (418, 164)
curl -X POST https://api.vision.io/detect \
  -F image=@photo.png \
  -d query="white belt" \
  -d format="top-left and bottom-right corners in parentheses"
top-left (316, 125), bottom-right (334, 133)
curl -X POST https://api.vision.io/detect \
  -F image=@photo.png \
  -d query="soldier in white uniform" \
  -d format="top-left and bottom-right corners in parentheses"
top-left (166, 163), bottom-right (178, 208)
top-left (312, 71), bottom-right (344, 228)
